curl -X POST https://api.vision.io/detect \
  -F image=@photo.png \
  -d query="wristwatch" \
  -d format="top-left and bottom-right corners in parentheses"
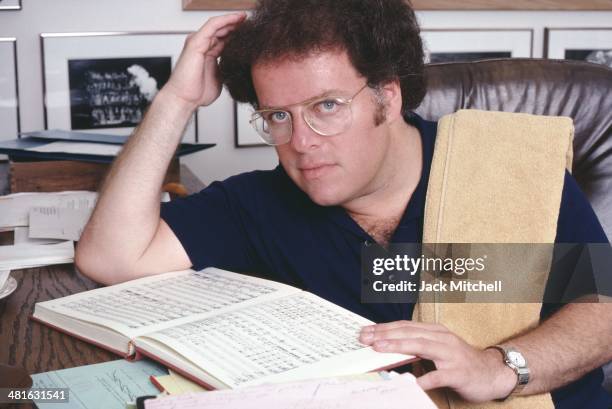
top-left (487, 345), bottom-right (530, 398)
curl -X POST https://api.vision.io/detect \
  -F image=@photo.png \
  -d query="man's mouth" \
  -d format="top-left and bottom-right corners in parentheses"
top-left (299, 163), bottom-right (336, 180)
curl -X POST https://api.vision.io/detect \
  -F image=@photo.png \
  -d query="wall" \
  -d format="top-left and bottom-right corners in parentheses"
top-left (0, 0), bottom-right (611, 184)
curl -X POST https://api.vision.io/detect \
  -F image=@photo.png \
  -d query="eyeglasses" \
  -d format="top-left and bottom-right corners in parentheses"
top-left (249, 84), bottom-right (369, 146)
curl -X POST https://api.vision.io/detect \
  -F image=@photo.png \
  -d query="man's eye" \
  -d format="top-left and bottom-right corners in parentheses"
top-left (270, 111), bottom-right (289, 123)
top-left (316, 100), bottom-right (339, 113)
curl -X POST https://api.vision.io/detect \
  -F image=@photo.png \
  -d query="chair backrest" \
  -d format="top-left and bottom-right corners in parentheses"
top-left (416, 58), bottom-right (612, 240)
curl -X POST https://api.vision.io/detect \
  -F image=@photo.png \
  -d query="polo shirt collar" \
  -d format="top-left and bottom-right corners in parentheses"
top-left (322, 111), bottom-right (437, 241)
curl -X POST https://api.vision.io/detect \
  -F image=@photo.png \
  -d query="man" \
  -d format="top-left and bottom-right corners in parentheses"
top-left (76, 1), bottom-right (612, 407)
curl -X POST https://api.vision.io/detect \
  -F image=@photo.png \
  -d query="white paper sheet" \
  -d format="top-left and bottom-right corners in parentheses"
top-left (0, 191), bottom-right (97, 228)
top-left (0, 270), bottom-right (10, 290)
top-left (29, 207), bottom-right (93, 241)
top-left (13, 226), bottom-right (63, 245)
top-left (0, 241), bottom-right (74, 270)
top-left (28, 141), bottom-right (123, 156)
top-left (24, 192), bottom-right (169, 240)
top-left (145, 373), bottom-right (437, 409)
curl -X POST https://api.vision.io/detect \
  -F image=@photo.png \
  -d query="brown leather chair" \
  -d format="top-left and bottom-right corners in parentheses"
top-left (415, 57), bottom-right (612, 391)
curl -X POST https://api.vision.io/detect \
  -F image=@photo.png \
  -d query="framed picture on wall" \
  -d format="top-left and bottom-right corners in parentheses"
top-left (234, 102), bottom-right (268, 147)
top-left (421, 29), bottom-right (533, 64)
top-left (0, 0), bottom-right (21, 11)
top-left (41, 32), bottom-right (198, 142)
top-left (0, 38), bottom-right (20, 147)
top-left (545, 28), bottom-right (612, 68)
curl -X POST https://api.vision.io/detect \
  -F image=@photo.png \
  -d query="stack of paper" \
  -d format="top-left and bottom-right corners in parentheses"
top-left (0, 191), bottom-right (98, 229)
top-left (0, 241), bottom-right (74, 270)
top-left (26, 192), bottom-right (169, 242)
top-left (151, 369), bottom-right (207, 395)
top-left (0, 190), bottom-right (170, 269)
top-left (145, 373), bottom-right (437, 409)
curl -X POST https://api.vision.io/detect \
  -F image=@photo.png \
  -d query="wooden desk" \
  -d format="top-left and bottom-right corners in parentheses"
top-left (0, 162), bottom-right (204, 407)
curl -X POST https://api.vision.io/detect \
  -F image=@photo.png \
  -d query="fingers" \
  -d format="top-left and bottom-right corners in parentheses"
top-left (360, 326), bottom-right (455, 346)
top-left (362, 320), bottom-right (449, 334)
top-left (371, 337), bottom-right (451, 361)
top-left (189, 12), bottom-right (247, 49)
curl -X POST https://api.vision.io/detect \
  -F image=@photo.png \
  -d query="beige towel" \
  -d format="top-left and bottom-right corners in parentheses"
top-left (415, 109), bottom-right (574, 409)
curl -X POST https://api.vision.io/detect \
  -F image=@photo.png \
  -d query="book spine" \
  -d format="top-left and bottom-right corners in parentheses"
top-left (29, 315), bottom-right (132, 359)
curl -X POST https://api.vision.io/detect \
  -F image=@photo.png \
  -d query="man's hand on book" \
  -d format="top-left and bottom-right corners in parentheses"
top-left (359, 321), bottom-right (517, 402)
top-left (162, 12), bottom-right (247, 111)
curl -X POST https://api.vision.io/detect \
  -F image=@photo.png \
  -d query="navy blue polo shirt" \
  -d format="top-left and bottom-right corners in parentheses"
top-left (161, 112), bottom-right (611, 408)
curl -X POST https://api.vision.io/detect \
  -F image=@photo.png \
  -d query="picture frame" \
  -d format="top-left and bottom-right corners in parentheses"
top-left (421, 29), bottom-right (533, 64)
top-left (41, 32), bottom-right (199, 143)
top-left (0, 38), bottom-right (20, 147)
top-left (545, 28), bottom-right (612, 68)
top-left (234, 102), bottom-right (267, 148)
top-left (0, 0), bottom-right (21, 11)
top-left (182, 0), bottom-right (612, 10)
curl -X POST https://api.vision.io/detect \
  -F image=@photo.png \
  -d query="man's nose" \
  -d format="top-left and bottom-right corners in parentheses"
top-left (289, 115), bottom-right (322, 153)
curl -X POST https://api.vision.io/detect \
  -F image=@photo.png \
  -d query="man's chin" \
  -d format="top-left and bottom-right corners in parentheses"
top-left (303, 186), bottom-right (346, 207)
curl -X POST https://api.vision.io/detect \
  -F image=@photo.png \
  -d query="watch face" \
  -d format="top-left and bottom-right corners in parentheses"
top-left (508, 351), bottom-right (526, 367)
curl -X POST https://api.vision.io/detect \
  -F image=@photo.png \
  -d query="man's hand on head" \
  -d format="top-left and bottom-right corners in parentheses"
top-left (163, 12), bottom-right (246, 110)
top-left (359, 321), bottom-right (517, 403)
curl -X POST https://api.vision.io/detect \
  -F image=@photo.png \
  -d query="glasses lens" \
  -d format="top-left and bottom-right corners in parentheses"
top-left (304, 99), bottom-right (352, 136)
top-left (251, 111), bottom-right (292, 145)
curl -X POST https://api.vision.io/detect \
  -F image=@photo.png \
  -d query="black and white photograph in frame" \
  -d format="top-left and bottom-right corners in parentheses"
top-left (545, 28), bottom-right (612, 68)
top-left (0, 0), bottom-right (21, 11)
top-left (41, 32), bottom-right (198, 143)
top-left (235, 102), bottom-right (268, 147)
top-left (68, 57), bottom-right (172, 130)
top-left (421, 29), bottom-right (533, 64)
top-left (0, 38), bottom-right (20, 151)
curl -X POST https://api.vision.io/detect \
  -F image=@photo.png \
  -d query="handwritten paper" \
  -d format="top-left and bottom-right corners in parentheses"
top-left (0, 191), bottom-right (97, 228)
top-left (28, 141), bottom-right (123, 156)
top-left (31, 359), bottom-right (167, 409)
top-left (145, 373), bottom-right (437, 409)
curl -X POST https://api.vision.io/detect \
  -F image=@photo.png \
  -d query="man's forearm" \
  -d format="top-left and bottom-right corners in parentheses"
top-left (504, 302), bottom-right (612, 395)
top-left (77, 89), bottom-right (196, 283)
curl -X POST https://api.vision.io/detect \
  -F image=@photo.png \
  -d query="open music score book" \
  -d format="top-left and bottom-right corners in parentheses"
top-left (32, 268), bottom-right (415, 390)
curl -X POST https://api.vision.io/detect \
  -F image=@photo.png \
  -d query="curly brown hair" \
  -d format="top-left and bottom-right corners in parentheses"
top-left (219, 0), bottom-right (426, 114)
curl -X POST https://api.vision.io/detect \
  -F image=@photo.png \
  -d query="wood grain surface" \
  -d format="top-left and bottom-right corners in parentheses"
top-left (0, 162), bottom-right (205, 408)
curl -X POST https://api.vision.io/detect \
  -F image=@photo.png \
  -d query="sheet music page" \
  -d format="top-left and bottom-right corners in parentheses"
top-left (29, 206), bottom-right (93, 241)
top-left (28, 141), bottom-right (123, 156)
top-left (37, 268), bottom-right (298, 339)
top-left (144, 373), bottom-right (437, 409)
top-left (0, 191), bottom-right (97, 228)
top-left (141, 292), bottom-right (385, 388)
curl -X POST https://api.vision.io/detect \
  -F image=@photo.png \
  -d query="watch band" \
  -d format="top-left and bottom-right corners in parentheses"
top-left (487, 345), bottom-right (530, 399)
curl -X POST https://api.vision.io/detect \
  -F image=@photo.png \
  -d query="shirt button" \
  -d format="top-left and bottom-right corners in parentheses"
top-left (364, 240), bottom-right (371, 247)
